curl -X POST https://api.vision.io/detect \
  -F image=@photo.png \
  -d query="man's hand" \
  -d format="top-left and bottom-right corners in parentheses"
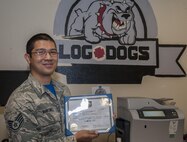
top-left (75, 130), bottom-right (99, 142)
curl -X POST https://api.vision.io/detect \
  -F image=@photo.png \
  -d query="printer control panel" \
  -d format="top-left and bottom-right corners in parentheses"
top-left (137, 109), bottom-right (178, 119)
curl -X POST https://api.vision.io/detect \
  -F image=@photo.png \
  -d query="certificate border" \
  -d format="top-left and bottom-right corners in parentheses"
top-left (64, 94), bottom-right (115, 136)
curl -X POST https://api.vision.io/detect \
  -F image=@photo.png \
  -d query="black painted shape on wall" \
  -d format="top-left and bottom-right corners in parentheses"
top-left (0, 71), bottom-right (29, 106)
top-left (57, 65), bottom-right (155, 84)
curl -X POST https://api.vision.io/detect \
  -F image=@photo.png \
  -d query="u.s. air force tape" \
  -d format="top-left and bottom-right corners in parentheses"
top-left (8, 113), bottom-right (24, 131)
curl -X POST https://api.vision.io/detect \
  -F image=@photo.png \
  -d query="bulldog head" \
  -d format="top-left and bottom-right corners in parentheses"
top-left (102, 0), bottom-right (135, 36)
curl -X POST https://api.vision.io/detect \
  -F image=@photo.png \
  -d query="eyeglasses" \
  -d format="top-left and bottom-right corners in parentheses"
top-left (31, 49), bottom-right (58, 58)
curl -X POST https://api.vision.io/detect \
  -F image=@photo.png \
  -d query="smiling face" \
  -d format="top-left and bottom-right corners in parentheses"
top-left (25, 40), bottom-right (58, 83)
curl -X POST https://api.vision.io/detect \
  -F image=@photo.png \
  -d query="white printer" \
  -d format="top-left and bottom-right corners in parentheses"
top-left (116, 97), bottom-right (184, 142)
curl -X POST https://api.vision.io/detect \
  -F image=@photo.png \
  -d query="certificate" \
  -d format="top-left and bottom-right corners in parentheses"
top-left (64, 94), bottom-right (115, 136)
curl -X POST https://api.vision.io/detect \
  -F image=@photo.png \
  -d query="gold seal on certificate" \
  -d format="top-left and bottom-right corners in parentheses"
top-left (64, 94), bottom-right (115, 136)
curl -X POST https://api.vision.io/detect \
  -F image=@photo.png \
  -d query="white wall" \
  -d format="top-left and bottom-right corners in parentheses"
top-left (0, 0), bottom-right (187, 136)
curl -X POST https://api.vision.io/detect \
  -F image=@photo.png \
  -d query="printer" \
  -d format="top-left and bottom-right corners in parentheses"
top-left (116, 97), bottom-right (184, 142)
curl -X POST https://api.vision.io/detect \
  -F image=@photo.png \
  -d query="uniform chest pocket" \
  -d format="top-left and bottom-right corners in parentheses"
top-left (35, 106), bottom-right (63, 137)
top-left (36, 106), bottom-right (61, 127)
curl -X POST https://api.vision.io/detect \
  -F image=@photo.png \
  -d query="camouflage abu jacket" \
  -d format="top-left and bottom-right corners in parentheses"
top-left (4, 74), bottom-right (76, 142)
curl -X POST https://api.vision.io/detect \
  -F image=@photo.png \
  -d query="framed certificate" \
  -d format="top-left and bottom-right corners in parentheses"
top-left (64, 94), bottom-right (115, 136)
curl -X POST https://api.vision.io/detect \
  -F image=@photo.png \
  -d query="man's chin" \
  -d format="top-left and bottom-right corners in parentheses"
top-left (42, 70), bottom-right (55, 76)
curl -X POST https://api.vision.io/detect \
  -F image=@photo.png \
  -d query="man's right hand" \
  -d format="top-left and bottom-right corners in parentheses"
top-left (75, 130), bottom-right (99, 142)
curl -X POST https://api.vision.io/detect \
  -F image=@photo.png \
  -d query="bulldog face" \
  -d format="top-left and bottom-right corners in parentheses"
top-left (102, 2), bottom-right (134, 35)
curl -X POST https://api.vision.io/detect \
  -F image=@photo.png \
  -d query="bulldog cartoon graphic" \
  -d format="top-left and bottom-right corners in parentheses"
top-left (69, 0), bottom-right (136, 45)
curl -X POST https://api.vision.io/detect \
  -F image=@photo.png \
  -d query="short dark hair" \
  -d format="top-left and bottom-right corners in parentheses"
top-left (26, 33), bottom-right (56, 56)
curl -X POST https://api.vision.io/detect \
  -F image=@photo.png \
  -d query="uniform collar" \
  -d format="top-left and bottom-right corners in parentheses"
top-left (27, 73), bottom-right (65, 98)
top-left (28, 74), bottom-right (46, 97)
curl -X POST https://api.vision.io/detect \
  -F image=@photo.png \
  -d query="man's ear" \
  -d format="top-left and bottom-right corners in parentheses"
top-left (24, 53), bottom-right (31, 64)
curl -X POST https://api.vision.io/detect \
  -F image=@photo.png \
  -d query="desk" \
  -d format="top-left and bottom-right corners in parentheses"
top-left (0, 107), bottom-right (5, 114)
top-left (0, 111), bottom-right (8, 141)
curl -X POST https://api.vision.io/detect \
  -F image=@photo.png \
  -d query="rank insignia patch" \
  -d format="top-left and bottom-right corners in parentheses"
top-left (8, 113), bottom-right (24, 131)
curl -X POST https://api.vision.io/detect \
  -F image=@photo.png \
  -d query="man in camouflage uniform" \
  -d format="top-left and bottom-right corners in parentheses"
top-left (4, 33), bottom-right (98, 142)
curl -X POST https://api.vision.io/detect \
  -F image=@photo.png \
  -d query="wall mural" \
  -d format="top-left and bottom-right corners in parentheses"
top-left (53, 0), bottom-right (186, 84)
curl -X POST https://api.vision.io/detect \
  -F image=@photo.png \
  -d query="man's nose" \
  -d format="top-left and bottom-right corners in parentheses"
top-left (45, 52), bottom-right (53, 59)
